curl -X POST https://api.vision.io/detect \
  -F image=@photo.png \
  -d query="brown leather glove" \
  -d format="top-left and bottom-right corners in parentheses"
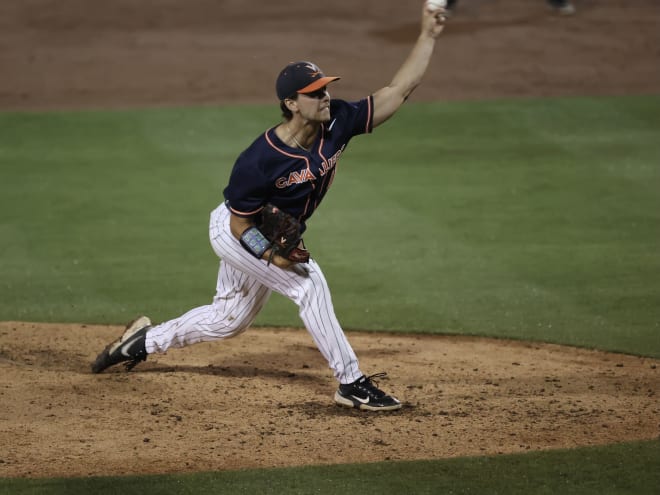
top-left (259, 204), bottom-right (310, 264)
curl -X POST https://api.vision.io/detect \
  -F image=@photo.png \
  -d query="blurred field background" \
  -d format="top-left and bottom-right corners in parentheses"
top-left (1, 95), bottom-right (659, 492)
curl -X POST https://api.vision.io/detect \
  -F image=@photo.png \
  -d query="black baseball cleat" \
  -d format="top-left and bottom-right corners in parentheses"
top-left (334, 372), bottom-right (402, 411)
top-left (91, 316), bottom-right (151, 373)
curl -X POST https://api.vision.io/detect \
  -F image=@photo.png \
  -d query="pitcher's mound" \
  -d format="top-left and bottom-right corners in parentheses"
top-left (0, 321), bottom-right (658, 478)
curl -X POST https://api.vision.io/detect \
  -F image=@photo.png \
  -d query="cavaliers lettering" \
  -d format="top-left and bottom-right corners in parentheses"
top-left (275, 168), bottom-right (316, 188)
top-left (320, 146), bottom-right (344, 176)
top-left (274, 146), bottom-right (345, 189)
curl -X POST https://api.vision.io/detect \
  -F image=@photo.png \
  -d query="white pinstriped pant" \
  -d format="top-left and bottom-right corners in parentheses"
top-left (145, 202), bottom-right (362, 384)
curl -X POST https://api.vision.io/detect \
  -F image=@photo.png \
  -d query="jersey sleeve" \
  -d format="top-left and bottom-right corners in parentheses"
top-left (222, 150), bottom-right (270, 217)
top-left (335, 96), bottom-right (374, 138)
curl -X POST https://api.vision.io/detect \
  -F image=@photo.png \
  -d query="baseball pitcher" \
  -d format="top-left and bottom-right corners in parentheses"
top-left (92, 2), bottom-right (447, 411)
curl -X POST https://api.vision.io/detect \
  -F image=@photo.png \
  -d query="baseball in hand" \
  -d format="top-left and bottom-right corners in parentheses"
top-left (426, 0), bottom-right (447, 9)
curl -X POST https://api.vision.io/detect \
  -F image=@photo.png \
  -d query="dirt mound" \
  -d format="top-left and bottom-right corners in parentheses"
top-left (0, 322), bottom-right (658, 477)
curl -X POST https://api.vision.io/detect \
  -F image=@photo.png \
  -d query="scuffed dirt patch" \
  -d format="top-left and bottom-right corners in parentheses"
top-left (0, 321), bottom-right (658, 478)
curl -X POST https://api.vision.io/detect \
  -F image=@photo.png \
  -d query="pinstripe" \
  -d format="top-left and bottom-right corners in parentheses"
top-left (304, 269), bottom-right (355, 376)
top-left (145, 202), bottom-right (361, 383)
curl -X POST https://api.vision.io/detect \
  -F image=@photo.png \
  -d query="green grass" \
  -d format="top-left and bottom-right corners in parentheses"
top-left (1, 95), bottom-right (659, 493)
top-left (318, 95), bottom-right (660, 356)
top-left (1, 95), bottom-right (658, 356)
top-left (1, 440), bottom-right (658, 495)
top-left (0, 106), bottom-right (266, 323)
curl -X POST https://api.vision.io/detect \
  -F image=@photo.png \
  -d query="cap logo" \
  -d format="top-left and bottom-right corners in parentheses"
top-left (304, 62), bottom-right (322, 77)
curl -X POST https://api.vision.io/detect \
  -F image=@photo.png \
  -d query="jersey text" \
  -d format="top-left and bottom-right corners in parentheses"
top-left (275, 168), bottom-right (317, 189)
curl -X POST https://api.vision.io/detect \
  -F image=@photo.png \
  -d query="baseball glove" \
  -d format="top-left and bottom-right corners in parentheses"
top-left (259, 203), bottom-right (310, 264)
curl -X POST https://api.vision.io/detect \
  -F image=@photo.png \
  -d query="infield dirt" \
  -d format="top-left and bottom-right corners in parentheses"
top-left (1, 0), bottom-right (659, 479)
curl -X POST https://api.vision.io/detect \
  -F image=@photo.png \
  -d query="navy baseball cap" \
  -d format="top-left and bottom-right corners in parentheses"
top-left (275, 61), bottom-right (340, 100)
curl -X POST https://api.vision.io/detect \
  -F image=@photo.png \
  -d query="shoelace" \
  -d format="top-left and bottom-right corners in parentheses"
top-left (366, 372), bottom-right (388, 382)
top-left (360, 372), bottom-right (390, 398)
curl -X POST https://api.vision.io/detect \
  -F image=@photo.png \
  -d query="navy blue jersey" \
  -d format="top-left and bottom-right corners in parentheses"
top-left (223, 96), bottom-right (374, 232)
